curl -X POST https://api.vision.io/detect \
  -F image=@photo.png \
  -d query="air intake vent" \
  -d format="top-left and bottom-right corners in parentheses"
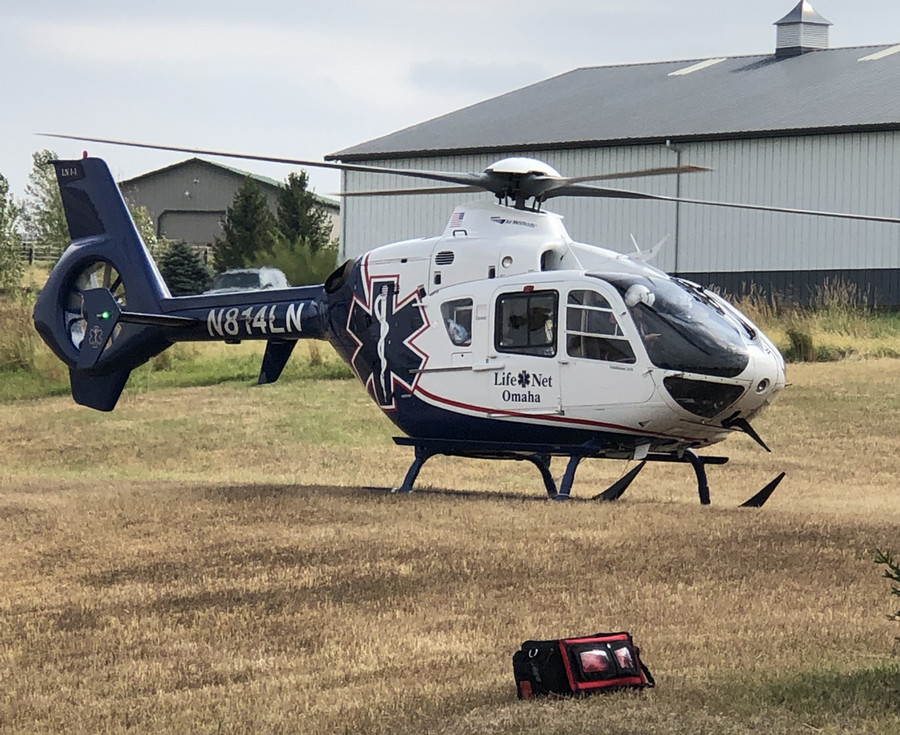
top-left (435, 251), bottom-right (455, 266)
top-left (663, 376), bottom-right (746, 419)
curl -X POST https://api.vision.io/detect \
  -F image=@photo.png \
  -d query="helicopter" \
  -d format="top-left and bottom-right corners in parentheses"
top-left (31, 137), bottom-right (900, 507)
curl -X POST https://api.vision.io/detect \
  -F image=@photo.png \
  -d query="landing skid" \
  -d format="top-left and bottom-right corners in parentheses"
top-left (394, 441), bottom-right (556, 497)
top-left (391, 437), bottom-right (784, 507)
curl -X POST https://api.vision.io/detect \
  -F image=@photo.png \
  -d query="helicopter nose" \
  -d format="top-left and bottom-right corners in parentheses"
top-left (736, 347), bottom-right (786, 419)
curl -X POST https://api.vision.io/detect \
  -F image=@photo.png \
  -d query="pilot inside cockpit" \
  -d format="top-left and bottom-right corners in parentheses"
top-left (625, 284), bottom-right (660, 344)
top-left (609, 275), bottom-right (751, 378)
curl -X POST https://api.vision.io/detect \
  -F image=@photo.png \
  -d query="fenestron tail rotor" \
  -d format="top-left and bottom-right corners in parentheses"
top-left (65, 260), bottom-right (126, 351)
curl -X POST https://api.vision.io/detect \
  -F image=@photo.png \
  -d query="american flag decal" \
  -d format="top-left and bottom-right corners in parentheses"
top-left (449, 211), bottom-right (465, 228)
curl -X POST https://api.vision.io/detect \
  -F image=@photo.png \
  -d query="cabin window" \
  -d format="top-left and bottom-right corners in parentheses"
top-left (566, 289), bottom-right (636, 363)
top-left (495, 290), bottom-right (558, 357)
top-left (441, 298), bottom-right (473, 346)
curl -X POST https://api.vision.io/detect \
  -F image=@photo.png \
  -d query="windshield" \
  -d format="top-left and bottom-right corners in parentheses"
top-left (212, 272), bottom-right (260, 290)
top-left (598, 274), bottom-right (750, 378)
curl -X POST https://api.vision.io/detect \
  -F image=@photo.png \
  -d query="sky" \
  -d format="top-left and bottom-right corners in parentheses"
top-left (2, 1), bottom-right (899, 201)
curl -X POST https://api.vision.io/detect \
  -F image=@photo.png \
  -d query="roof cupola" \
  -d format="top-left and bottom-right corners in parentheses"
top-left (774, 1), bottom-right (832, 57)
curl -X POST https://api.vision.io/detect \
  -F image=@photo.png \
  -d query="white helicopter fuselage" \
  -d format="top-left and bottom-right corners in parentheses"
top-left (36, 155), bottom-right (801, 502)
top-left (350, 199), bottom-right (786, 458)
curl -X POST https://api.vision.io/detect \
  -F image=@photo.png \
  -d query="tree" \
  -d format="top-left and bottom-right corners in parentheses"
top-left (248, 236), bottom-right (338, 286)
top-left (127, 202), bottom-right (167, 261)
top-left (875, 549), bottom-right (900, 637)
top-left (159, 241), bottom-right (211, 296)
top-left (214, 177), bottom-right (277, 272)
top-left (0, 173), bottom-right (23, 294)
top-left (276, 170), bottom-right (332, 254)
top-left (22, 149), bottom-right (69, 263)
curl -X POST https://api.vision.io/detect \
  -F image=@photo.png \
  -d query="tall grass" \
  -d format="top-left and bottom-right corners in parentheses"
top-left (0, 294), bottom-right (37, 372)
top-left (731, 279), bottom-right (900, 362)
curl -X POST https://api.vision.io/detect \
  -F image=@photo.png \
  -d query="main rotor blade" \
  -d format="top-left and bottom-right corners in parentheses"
top-left (544, 183), bottom-right (900, 224)
top-left (38, 133), bottom-right (488, 189)
top-left (338, 174), bottom-right (705, 199)
top-left (560, 164), bottom-right (710, 185)
top-left (337, 185), bottom-right (485, 197)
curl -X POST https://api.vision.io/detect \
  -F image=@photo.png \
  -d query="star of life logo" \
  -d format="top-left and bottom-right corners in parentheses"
top-left (346, 268), bottom-right (429, 411)
top-left (88, 325), bottom-right (104, 350)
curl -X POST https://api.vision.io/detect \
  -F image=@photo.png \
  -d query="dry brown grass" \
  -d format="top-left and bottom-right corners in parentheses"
top-left (1, 361), bottom-right (899, 734)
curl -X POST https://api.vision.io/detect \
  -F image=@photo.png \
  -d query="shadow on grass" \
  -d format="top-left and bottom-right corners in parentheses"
top-left (762, 664), bottom-right (900, 722)
top-left (195, 480), bottom-right (665, 508)
top-left (704, 664), bottom-right (900, 731)
top-left (192, 481), bottom-right (561, 505)
top-left (201, 483), bottom-right (368, 503)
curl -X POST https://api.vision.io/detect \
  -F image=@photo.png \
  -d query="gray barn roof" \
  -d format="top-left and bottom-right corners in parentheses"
top-left (330, 44), bottom-right (900, 162)
top-left (121, 157), bottom-right (340, 211)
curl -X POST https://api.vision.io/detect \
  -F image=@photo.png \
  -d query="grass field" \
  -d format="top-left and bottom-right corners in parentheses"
top-left (1, 354), bottom-right (899, 734)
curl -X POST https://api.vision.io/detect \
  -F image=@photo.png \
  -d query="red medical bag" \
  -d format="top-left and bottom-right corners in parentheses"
top-left (513, 631), bottom-right (654, 698)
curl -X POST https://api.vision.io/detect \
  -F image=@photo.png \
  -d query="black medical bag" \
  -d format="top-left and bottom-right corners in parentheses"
top-left (513, 631), bottom-right (654, 698)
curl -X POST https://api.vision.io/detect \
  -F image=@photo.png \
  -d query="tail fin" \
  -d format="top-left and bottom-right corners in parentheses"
top-left (33, 158), bottom-right (174, 410)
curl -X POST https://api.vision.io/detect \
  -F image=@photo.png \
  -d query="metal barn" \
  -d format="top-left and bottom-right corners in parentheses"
top-left (330, 3), bottom-right (900, 305)
top-left (119, 158), bottom-right (340, 250)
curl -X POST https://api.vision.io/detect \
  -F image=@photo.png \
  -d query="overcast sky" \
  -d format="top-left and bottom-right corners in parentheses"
top-left (2, 1), bottom-right (898, 200)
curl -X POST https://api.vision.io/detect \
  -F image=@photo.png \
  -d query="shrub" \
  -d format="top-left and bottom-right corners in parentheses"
top-left (784, 322), bottom-right (816, 362)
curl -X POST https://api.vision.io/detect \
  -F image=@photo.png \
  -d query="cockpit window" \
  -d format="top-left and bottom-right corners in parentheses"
top-left (599, 274), bottom-right (750, 378)
top-left (495, 290), bottom-right (557, 357)
top-left (441, 298), bottom-right (472, 346)
top-left (566, 290), bottom-right (635, 363)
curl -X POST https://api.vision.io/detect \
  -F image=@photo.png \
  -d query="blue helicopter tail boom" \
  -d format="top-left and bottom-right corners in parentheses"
top-left (33, 157), bottom-right (327, 411)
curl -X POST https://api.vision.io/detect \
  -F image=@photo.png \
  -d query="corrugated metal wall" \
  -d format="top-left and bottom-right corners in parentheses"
top-left (340, 131), bottom-right (900, 301)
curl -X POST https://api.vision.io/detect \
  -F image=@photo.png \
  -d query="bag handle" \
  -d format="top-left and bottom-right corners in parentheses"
top-left (639, 659), bottom-right (655, 688)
